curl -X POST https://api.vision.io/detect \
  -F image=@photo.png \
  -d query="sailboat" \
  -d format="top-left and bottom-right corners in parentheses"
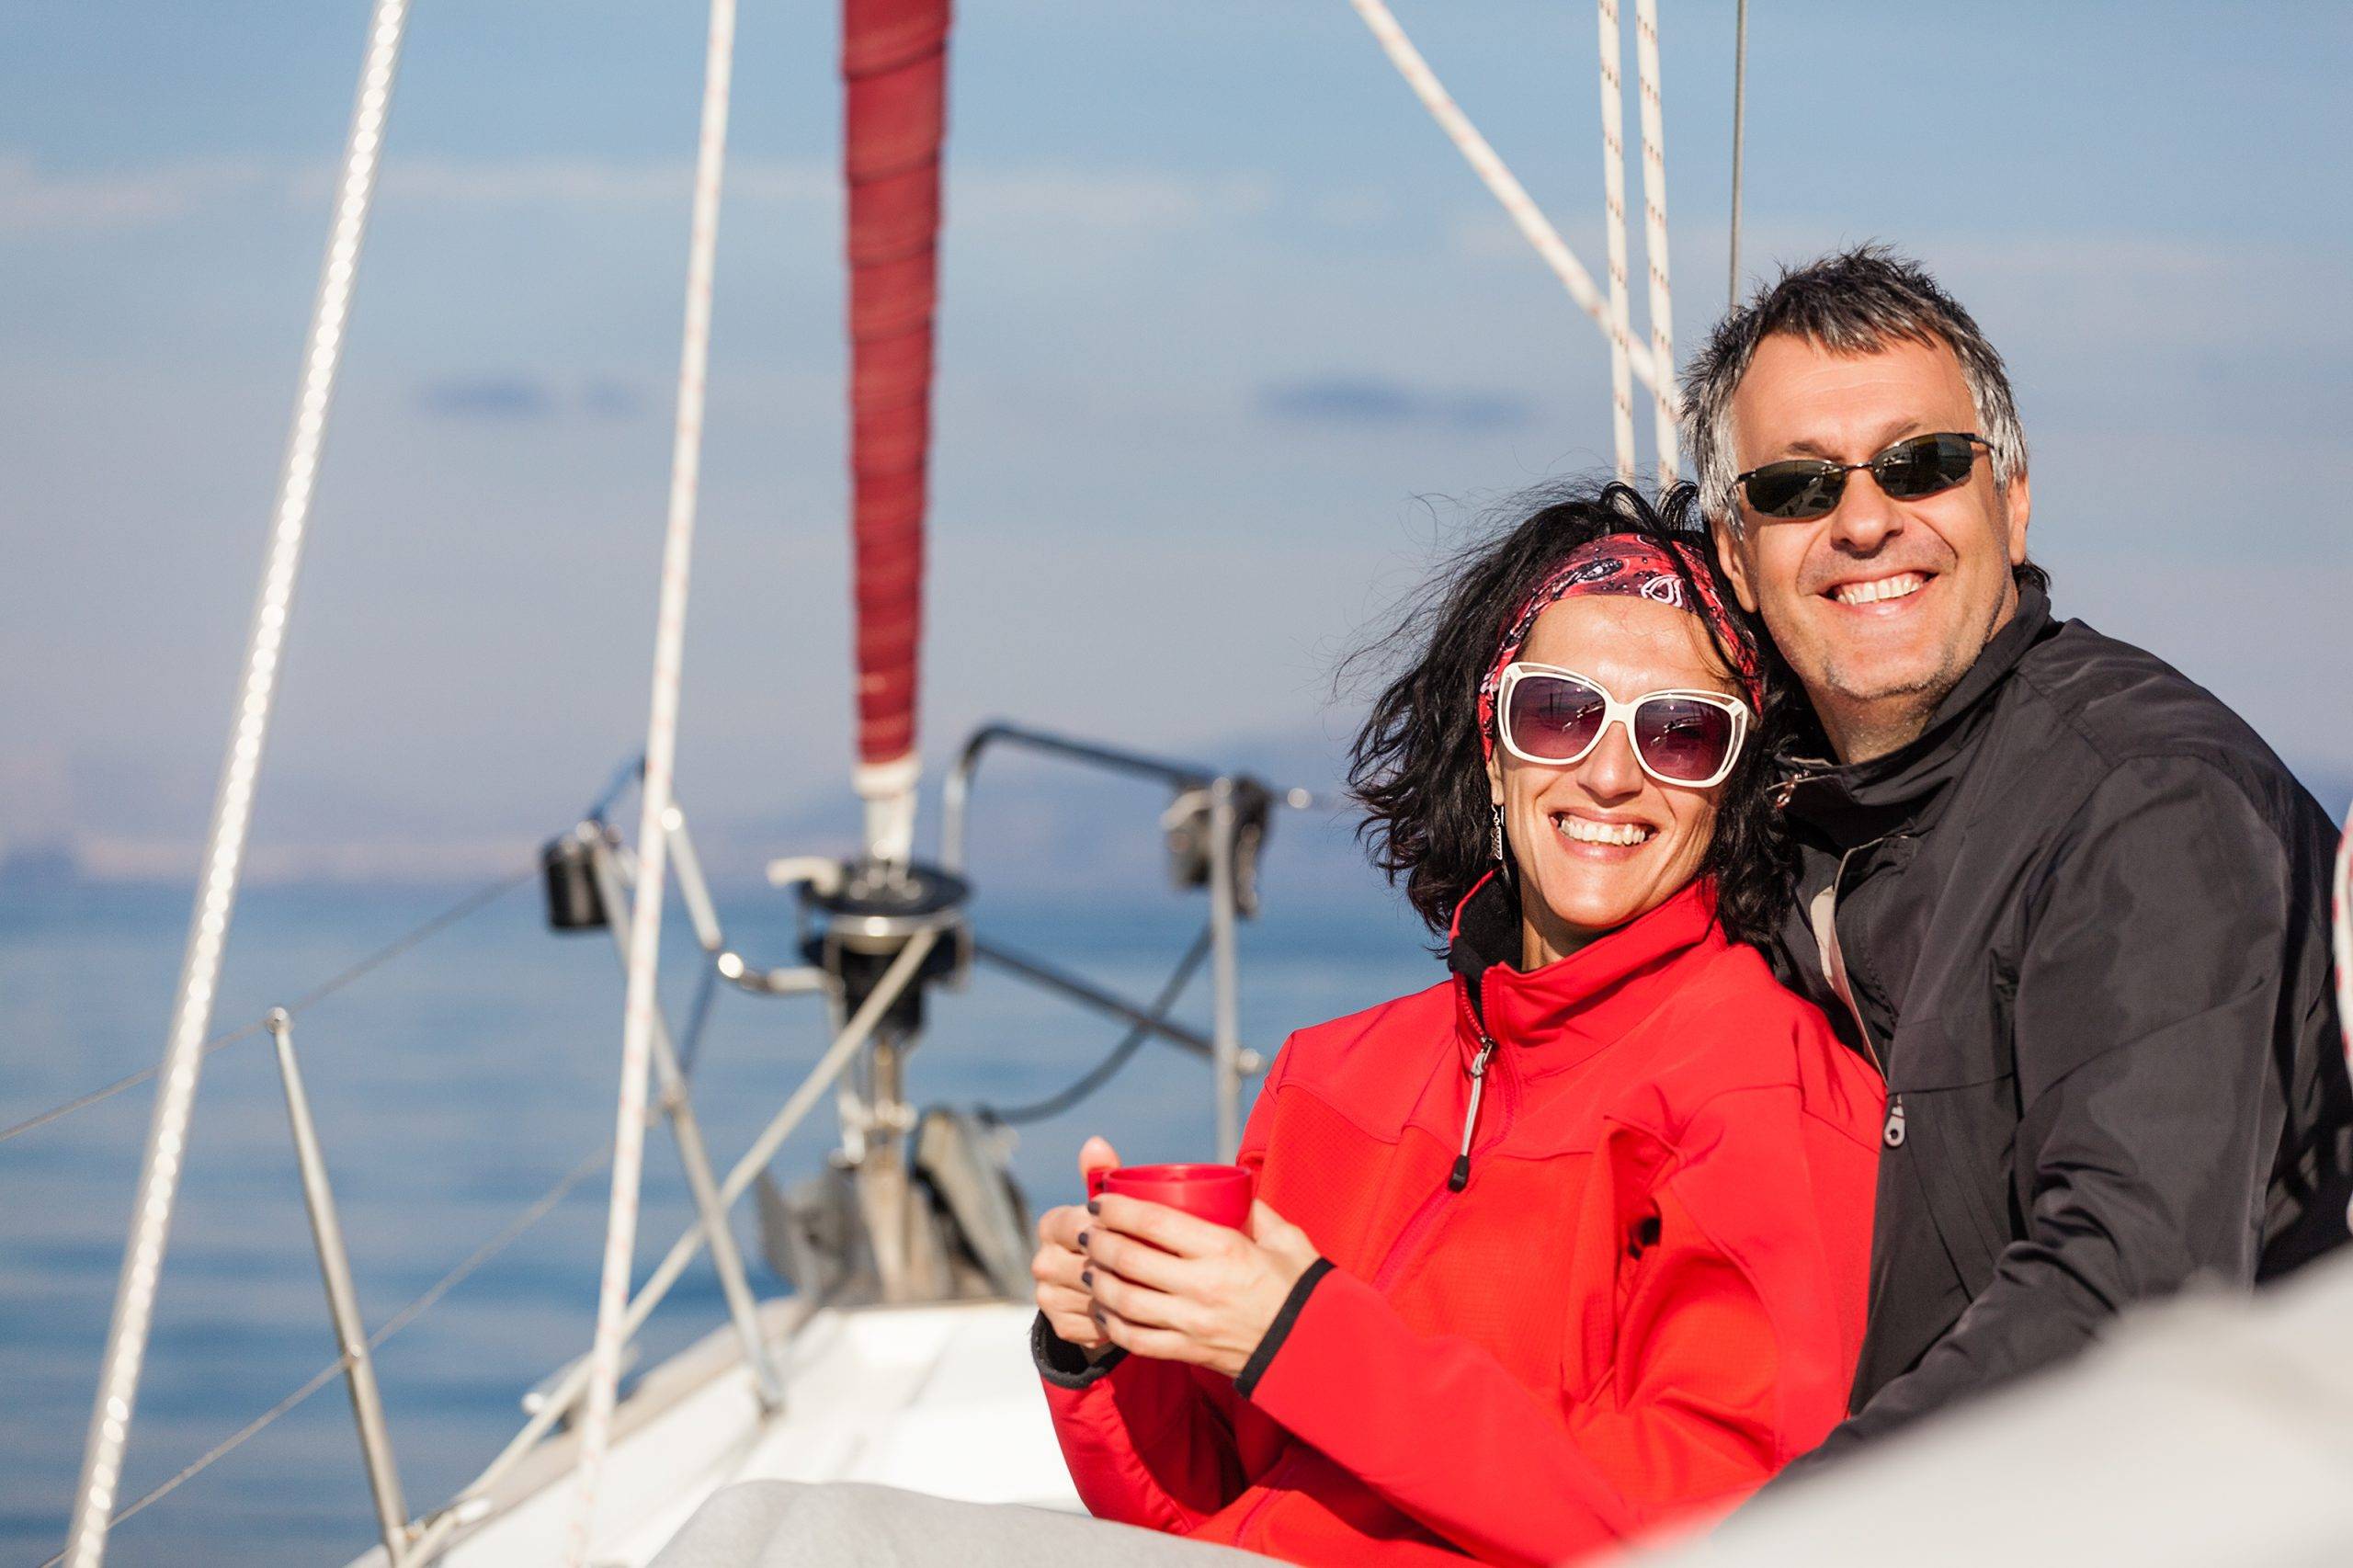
top-left (32, 0), bottom-right (2353, 1564)
top-left (50, 1), bottom-right (1527, 1562)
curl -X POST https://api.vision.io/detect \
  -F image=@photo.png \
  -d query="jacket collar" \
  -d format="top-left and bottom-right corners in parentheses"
top-left (1778, 584), bottom-right (2057, 850)
top-left (1444, 871), bottom-right (1722, 1075)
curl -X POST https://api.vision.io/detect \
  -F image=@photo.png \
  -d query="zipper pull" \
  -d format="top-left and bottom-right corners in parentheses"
top-left (1449, 1038), bottom-right (1497, 1192)
top-left (1771, 765), bottom-right (1836, 810)
top-left (1883, 1095), bottom-right (1906, 1149)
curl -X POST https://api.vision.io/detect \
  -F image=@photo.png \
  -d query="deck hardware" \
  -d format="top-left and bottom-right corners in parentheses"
top-left (939, 722), bottom-right (1324, 1164)
top-left (267, 1010), bottom-right (413, 1567)
top-left (585, 836), bottom-right (787, 1413)
top-left (1207, 777), bottom-right (1247, 1160)
top-left (403, 933), bottom-right (936, 1564)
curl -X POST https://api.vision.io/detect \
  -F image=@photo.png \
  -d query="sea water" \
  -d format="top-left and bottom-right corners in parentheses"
top-left (0, 876), bottom-right (1430, 1566)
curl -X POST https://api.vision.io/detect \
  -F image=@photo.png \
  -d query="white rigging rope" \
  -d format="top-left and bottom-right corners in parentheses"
top-left (64, 6), bottom-right (411, 1562)
top-left (1593, 0), bottom-right (1638, 482)
top-left (39, 1139), bottom-right (611, 1568)
top-left (403, 926), bottom-right (939, 1567)
top-left (1631, 0), bottom-right (1678, 483)
top-left (1345, 0), bottom-right (1669, 403)
top-left (565, 0), bottom-right (738, 1556)
top-left (1729, 0), bottom-right (1749, 308)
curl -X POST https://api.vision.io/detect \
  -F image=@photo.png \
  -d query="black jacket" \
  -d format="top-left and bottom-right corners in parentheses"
top-left (1771, 585), bottom-right (2351, 1468)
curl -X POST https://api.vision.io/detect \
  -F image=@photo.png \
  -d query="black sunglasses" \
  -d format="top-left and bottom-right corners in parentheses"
top-left (1735, 432), bottom-right (1992, 521)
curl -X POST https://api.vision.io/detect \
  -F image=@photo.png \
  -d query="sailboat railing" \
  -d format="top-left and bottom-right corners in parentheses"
top-left (27, 725), bottom-right (1310, 1560)
top-left (405, 926), bottom-right (940, 1564)
top-left (581, 833), bottom-right (786, 1413)
top-left (941, 721), bottom-right (1222, 869)
top-left (265, 1009), bottom-right (411, 1566)
top-left (966, 937), bottom-right (1224, 1064)
top-left (940, 720), bottom-right (1325, 1159)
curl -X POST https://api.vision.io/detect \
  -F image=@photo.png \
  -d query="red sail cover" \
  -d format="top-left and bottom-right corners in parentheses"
top-left (841, 0), bottom-right (949, 769)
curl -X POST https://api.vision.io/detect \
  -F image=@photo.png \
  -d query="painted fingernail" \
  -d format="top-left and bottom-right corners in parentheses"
top-left (1086, 1199), bottom-right (1100, 1215)
top-left (1080, 1268), bottom-right (1095, 1287)
top-left (1077, 1230), bottom-right (1091, 1248)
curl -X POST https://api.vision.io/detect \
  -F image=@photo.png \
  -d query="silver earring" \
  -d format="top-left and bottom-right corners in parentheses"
top-left (1491, 803), bottom-right (1506, 864)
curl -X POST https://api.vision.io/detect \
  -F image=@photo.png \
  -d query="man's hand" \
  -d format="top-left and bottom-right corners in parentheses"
top-left (1031, 1136), bottom-right (1121, 1362)
top-left (1083, 1196), bottom-right (1321, 1379)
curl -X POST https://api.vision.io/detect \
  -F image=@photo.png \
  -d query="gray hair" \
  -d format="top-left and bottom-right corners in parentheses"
top-left (1682, 244), bottom-right (2029, 537)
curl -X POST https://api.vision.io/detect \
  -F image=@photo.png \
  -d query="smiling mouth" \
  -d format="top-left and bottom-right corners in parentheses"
top-left (1552, 813), bottom-right (1655, 848)
top-left (1828, 571), bottom-right (1928, 607)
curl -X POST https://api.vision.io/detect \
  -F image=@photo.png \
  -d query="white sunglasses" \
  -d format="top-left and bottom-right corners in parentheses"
top-left (1495, 663), bottom-right (1752, 789)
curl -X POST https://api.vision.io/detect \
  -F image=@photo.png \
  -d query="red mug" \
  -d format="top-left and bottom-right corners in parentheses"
top-left (1087, 1163), bottom-right (1255, 1230)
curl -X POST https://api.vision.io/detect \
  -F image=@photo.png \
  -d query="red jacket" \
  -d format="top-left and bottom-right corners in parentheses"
top-left (1037, 877), bottom-right (1883, 1566)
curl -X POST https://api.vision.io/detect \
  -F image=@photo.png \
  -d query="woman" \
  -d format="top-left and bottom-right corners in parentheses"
top-left (1031, 483), bottom-right (1884, 1566)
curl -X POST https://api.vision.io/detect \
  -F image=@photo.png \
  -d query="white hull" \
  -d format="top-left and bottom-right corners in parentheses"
top-left (352, 1298), bottom-right (1076, 1568)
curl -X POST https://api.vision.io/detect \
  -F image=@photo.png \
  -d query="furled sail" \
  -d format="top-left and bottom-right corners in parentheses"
top-left (841, 0), bottom-right (949, 861)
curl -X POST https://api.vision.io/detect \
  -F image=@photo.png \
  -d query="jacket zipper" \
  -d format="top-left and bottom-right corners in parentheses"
top-left (1811, 838), bottom-right (1902, 1147)
top-left (1446, 1035), bottom-right (1498, 1191)
top-left (1233, 1029), bottom-right (1513, 1547)
top-left (1231, 1449), bottom-right (1306, 1549)
top-left (1371, 1034), bottom-right (1513, 1291)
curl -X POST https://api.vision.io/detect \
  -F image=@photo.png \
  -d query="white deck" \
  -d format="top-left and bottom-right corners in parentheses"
top-left (361, 1298), bottom-right (1078, 1567)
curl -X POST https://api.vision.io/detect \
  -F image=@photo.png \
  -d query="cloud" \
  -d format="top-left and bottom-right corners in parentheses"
top-left (366, 157), bottom-right (828, 209)
top-left (416, 376), bottom-right (560, 420)
top-left (1257, 376), bottom-right (1535, 433)
top-left (1310, 188), bottom-right (1398, 229)
top-left (2, 144), bottom-right (1281, 240)
top-left (582, 380), bottom-right (646, 419)
top-left (0, 152), bottom-right (272, 233)
top-left (959, 167), bottom-right (1276, 230)
top-left (414, 375), bottom-right (653, 422)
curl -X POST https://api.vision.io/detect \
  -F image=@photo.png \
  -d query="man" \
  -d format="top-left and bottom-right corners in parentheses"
top-left (1681, 244), bottom-right (2352, 1467)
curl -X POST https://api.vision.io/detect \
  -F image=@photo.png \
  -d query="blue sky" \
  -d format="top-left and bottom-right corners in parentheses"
top-left (4, 1), bottom-right (2348, 879)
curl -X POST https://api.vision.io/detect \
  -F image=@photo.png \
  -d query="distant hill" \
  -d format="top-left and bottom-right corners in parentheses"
top-left (6, 734), bottom-right (2340, 907)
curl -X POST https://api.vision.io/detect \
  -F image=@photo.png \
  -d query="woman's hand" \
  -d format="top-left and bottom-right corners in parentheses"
top-left (1083, 1196), bottom-right (1322, 1379)
top-left (1031, 1136), bottom-right (1121, 1362)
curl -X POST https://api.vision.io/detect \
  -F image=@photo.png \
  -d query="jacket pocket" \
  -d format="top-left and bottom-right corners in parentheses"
top-left (1888, 1014), bottom-right (2017, 1289)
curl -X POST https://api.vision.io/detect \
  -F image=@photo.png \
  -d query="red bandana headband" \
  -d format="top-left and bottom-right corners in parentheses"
top-left (1475, 534), bottom-right (1764, 761)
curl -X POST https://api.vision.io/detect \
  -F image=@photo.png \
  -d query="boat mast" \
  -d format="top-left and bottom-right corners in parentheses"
top-left (843, 0), bottom-right (951, 867)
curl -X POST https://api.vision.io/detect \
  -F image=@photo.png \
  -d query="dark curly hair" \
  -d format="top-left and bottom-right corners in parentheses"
top-left (1345, 480), bottom-right (1800, 951)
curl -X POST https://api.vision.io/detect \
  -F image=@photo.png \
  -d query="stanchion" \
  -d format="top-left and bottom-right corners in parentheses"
top-left (267, 1010), bottom-right (412, 1566)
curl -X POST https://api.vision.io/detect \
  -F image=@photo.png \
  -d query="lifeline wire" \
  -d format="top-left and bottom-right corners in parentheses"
top-left (403, 927), bottom-right (941, 1568)
top-left (66, 6), bottom-right (412, 1561)
top-left (0, 862), bottom-right (539, 1148)
top-left (985, 924), bottom-right (1216, 1126)
top-left (39, 1139), bottom-right (614, 1568)
top-left (568, 0), bottom-right (739, 1555)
